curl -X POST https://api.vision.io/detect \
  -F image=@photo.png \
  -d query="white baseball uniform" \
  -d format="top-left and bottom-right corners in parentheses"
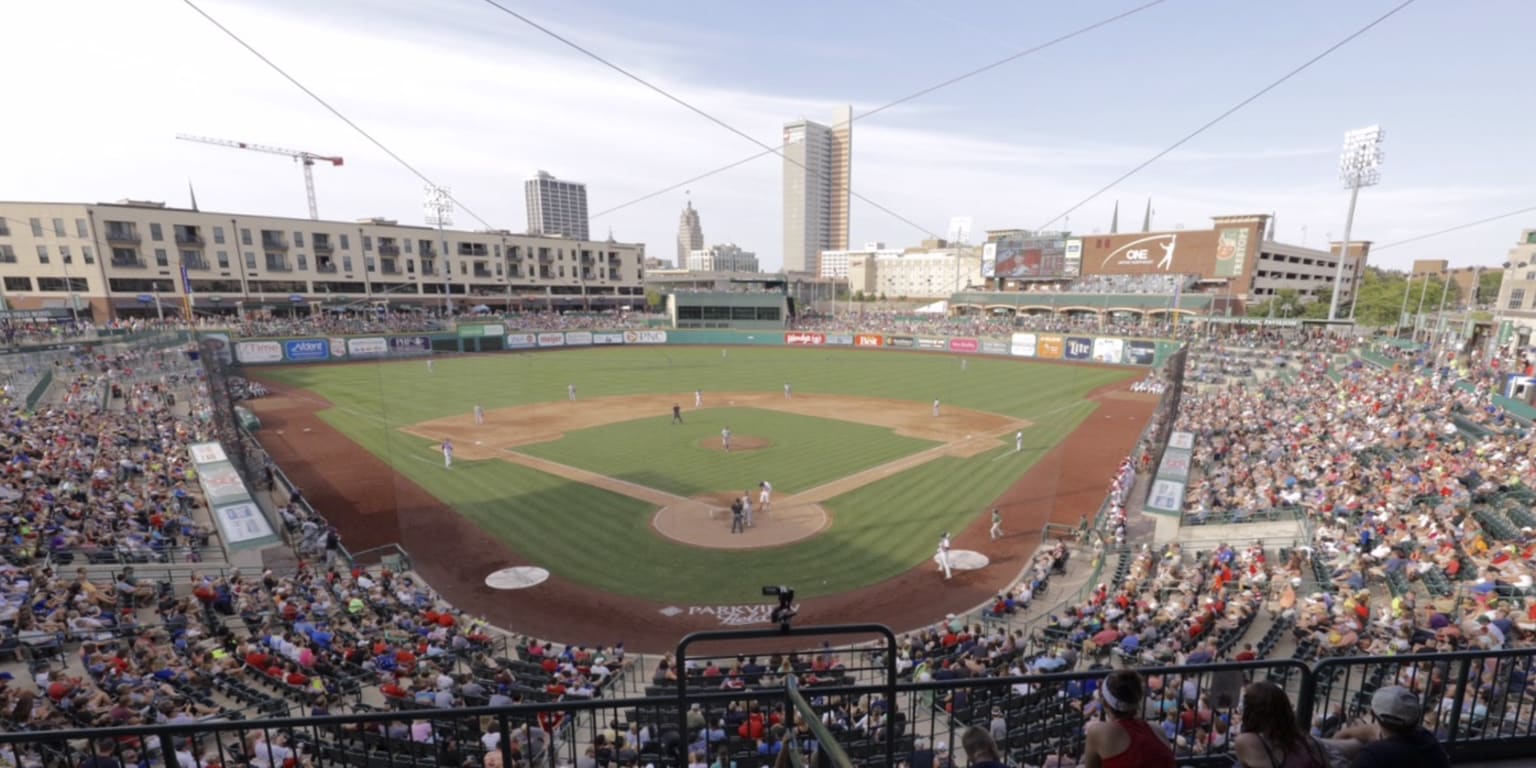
top-left (426, 359), bottom-right (434, 373)
top-left (784, 383), bottom-right (792, 399)
top-left (932, 399), bottom-right (941, 417)
top-left (721, 428), bottom-right (731, 452)
top-left (742, 495), bottom-right (753, 527)
top-left (694, 390), bottom-right (702, 408)
top-left (474, 405), bottom-right (485, 425)
top-left (1016, 431), bottom-right (1024, 452)
top-left (936, 535), bottom-right (952, 579)
top-left (568, 384), bottom-right (576, 401)
top-left (442, 440), bottom-right (454, 468)
top-left (759, 481), bottom-right (772, 507)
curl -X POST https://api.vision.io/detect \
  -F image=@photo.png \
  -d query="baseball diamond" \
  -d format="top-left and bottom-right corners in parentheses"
top-left (249, 346), bottom-right (1154, 650)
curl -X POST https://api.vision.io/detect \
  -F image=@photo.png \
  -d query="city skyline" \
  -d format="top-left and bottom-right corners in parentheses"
top-left (3, 0), bottom-right (1533, 273)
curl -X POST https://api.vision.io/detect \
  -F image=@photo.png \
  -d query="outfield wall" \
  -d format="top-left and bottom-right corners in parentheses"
top-left (227, 327), bottom-right (1184, 367)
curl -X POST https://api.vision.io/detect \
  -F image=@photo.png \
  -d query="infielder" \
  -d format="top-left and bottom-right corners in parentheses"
top-left (1015, 431), bottom-right (1024, 452)
top-left (741, 491), bottom-right (754, 528)
top-left (441, 439), bottom-right (454, 469)
top-left (694, 389), bottom-right (703, 408)
top-left (932, 399), bottom-right (941, 417)
top-left (990, 508), bottom-right (1003, 540)
top-left (935, 531), bottom-right (953, 579)
top-left (671, 403), bottom-right (684, 425)
top-left (783, 383), bottom-right (792, 399)
top-left (759, 480), bottom-right (772, 513)
top-left (567, 384), bottom-right (577, 401)
top-left (721, 426), bottom-right (732, 452)
top-left (473, 405), bottom-right (485, 425)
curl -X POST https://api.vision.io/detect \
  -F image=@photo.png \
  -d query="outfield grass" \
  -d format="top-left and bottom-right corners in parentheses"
top-left (255, 347), bottom-right (1134, 603)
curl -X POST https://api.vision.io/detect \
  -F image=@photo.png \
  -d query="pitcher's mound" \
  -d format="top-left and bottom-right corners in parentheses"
top-left (699, 435), bottom-right (770, 452)
top-left (653, 495), bottom-right (827, 550)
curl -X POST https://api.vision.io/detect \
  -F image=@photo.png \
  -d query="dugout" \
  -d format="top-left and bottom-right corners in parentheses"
top-left (666, 279), bottom-right (792, 330)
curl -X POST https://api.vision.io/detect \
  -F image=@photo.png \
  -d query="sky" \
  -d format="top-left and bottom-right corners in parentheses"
top-left (4, 0), bottom-right (1533, 273)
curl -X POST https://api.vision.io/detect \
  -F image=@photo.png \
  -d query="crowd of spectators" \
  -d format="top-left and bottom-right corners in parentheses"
top-left (1059, 274), bottom-right (1194, 295)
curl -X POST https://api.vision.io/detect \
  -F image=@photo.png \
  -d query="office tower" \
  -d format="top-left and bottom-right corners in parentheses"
top-left (677, 199), bottom-right (704, 267)
top-left (782, 106), bottom-right (851, 273)
top-left (524, 170), bottom-right (589, 240)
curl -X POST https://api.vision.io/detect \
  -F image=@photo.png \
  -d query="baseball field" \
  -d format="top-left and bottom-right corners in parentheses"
top-left (249, 346), bottom-right (1155, 647)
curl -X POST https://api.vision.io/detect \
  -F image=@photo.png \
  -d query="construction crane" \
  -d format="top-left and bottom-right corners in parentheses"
top-left (176, 134), bottom-right (343, 220)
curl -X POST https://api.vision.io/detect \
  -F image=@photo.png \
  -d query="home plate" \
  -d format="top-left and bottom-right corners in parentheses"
top-left (948, 550), bottom-right (990, 571)
top-left (485, 567), bottom-right (550, 589)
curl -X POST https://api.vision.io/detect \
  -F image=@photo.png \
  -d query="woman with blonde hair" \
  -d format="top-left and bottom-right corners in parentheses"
top-left (1082, 669), bottom-right (1175, 768)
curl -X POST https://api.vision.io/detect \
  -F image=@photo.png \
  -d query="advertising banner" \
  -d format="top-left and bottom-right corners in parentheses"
top-left (980, 340), bottom-right (1009, 356)
top-left (785, 332), bottom-right (826, 346)
top-left (346, 337), bottom-right (388, 358)
top-left (199, 464), bottom-right (249, 507)
top-left (284, 339), bottom-right (329, 362)
top-left (826, 334), bottom-right (854, 346)
top-left (1145, 480), bottom-right (1186, 515)
top-left (916, 338), bottom-right (945, 350)
top-left (1037, 335), bottom-right (1064, 359)
top-left (989, 236), bottom-right (1068, 278)
top-left (1214, 227), bottom-right (1251, 278)
top-left (1092, 337), bottom-right (1125, 364)
top-left (1157, 449), bottom-right (1192, 481)
top-left (1010, 332), bottom-right (1037, 357)
top-left (537, 332), bottom-right (565, 347)
top-left (506, 333), bottom-right (537, 349)
top-left (949, 338), bottom-right (979, 353)
top-left (624, 330), bottom-right (667, 344)
top-left (188, 442), bottom-right (228, 465)
top-left (855, 334), bottom-right (884, 348)
top-left (214, 501), bottom-right (275, 545)
top-left (564, 331), bottom-right (593, 346)
top-left (328, 338), bottom-right (348, 359)
top-left (1125, 340), bottom-right (1156, 365)
top-left (886, 335), bottom-right (916, 348)
top-left (1064, 336), bottom-right (1092, 360)
top-left (1064, 239), bottom-right (1083, 277)
top-left (457, 323), bottom-right (506, 338)
top-left (388, 336), bottom-right (432, 356)
top-left (592, 332), bottom-right (625, 345)
top-left (235, 341), bottom-right (282, 364)
top-left (1168, 431), bottom-right (1195, 450)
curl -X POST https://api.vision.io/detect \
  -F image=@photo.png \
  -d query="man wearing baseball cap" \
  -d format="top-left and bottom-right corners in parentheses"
top-left (1353, 686), bottom-right (1448, 768)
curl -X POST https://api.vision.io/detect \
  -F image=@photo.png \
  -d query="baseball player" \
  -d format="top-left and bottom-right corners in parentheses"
top-left (742, 491), bottom-right (754, 528)
top-left (1015, 430), bottom-right (1024, 452)
top-left (721, 426), bottom-right (732, 452)
top-left (473, 405), bottom-right (485, 425)
top-left (932, 399), bottom-right (941, 417)
top-left (426, 358), bottom-right (434, 374)
top-left (694, 389), bottom-right (703, 408)
top-left (783, 383), bottom-right (792, 399)
top-left (759, 480), bottom-right (772, 513)
top-left (671, 403), bottom-right (684, 425)
top-left (935, 532), bottom-right (953, 579)
top-left (730, 496), bottom-right (745, 533)
top-left (567, 384), bottom-right (577, 401)
top-left (990, 508), bottom-right (1003, 540)
top-left (441, 439), bottom-right (454, 469)
top-left (961, 359), bottom-right (968, 372)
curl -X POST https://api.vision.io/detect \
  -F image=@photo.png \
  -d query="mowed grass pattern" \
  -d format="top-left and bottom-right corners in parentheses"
top-left (519, 408), bottom-right (934, 497)
top-left (256, 347), bottom-right (1134, 603)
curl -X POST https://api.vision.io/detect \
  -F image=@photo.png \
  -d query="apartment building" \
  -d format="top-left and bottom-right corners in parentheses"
top-left (847, 240), bottom-right (983, 299)
top-left (686, 243), bottom-right (758, 273)
top-left (0, 199), bottom-right (645, 319)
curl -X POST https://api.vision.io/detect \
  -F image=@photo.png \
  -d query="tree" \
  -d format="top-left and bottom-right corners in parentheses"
top-left (1477, 270), bottom-right (1504, 308)
top-left (852, 289), bottom-right (866, 302)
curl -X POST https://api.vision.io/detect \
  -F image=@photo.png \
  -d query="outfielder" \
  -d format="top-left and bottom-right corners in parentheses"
top-left (721, 426), bottom-right (732, 452)
top-left (1015, 431), bottom-right (1024, 452)
top-left (935, 532), bottom-right (953, 579)
top-left (932, 399), bottom-right (941, 417)
top-left (441, 439), bottom-right (454, 469)
top-left (990, 508), bottom-right (1003, 540)
top-left (961, 359), bottom-right (968, 372)
top-left (567, 384), bottom-right (577, 401)
top-left (426, 359), bottom-right (434, 374)
top-left (473, 405), bottom-right (485, 425)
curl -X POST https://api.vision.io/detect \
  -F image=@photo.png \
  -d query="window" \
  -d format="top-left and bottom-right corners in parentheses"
top-left (107, 278), bottom-right (174, 293)
top-left (340, 234), bottom-right (350, 250)
top-left (37, 277), bottom-right (87, 292)
top-left (245, 251), bottom-right (257, 270)
top-left (362, 235), bottom-right (372, 251)
top-left (365, 256), bottom-right (375, 272)
top-left (111, 247), bottom-right (139, 265)
top-left (404, 239), bottom-right (412, 254)
top-left (342, 255), bottom-right (353, 271)
top-left (150, 223), bottom-right (164, 241)
top-left (0, 245), bottom-right (15, 263)
top-left (296, 254), bottom-right (308, 271)
top-left (1510, 289), bottom-right (1527, 310)
top-left (36, 245), bottom-right (49, 263)
top-left (240, 228), bottom-right (252, 245)
top-left (217, 251), bottom-right (230, 269)
top-left (180, 250), bottom-right (203, 268)
top-left (3, 276), bottom-right (31, 291)
top-left (294, 231), bottom-right (305, 247)
top-left (76, 218), bottom-right (89, 238)
top-left (155, 248), bottom-right (169, 267)
top-left (0, 220), bottom-right (7, 236)
top-left (213, 226), bottom-right (226, 245)
top-left (29, 218), bottom-right (42, 236)
top-left (52, 218), bottom-right (65, 236)
top-left (60, 245), bottom-right (72, 264)
top-left (1526, 272), bottom-right (1535, 282)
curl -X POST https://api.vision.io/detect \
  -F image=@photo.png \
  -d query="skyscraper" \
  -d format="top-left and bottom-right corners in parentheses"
top-left (677, 199), bottom-right (704, 267)
top-left (782, 106), bottom-right (852, 274)
top-left (524, 170), bottom-right (589, 239)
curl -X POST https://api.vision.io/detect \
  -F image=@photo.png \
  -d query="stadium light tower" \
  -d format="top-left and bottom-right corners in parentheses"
top-left (1328, 125), bottom-right (1385, 321)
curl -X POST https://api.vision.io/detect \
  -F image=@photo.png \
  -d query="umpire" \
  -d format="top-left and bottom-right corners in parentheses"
top-left (731, 497), bottom-right (746, 534)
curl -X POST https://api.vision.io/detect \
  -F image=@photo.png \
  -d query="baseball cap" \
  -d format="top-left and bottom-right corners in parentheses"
top-left (1371, 686), bottom-right (1421, 726)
